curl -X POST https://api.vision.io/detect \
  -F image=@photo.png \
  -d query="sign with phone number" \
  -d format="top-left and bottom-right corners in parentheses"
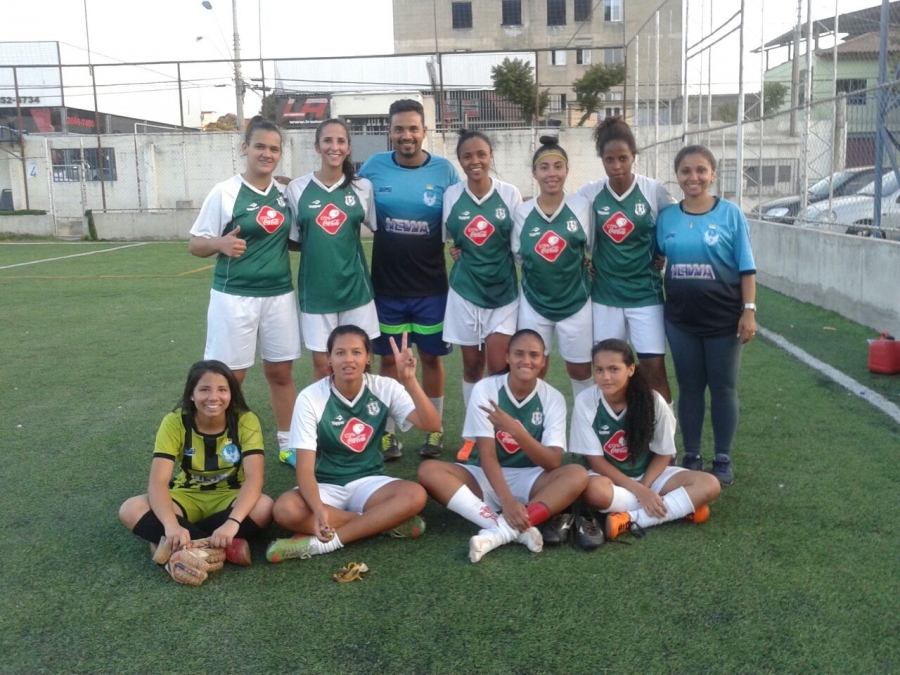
top-left (0, 96), bottom-right (41, 105)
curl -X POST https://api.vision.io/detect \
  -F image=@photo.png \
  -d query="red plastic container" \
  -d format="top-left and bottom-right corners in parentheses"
top-left (868, 333), bottom-right (900, 374)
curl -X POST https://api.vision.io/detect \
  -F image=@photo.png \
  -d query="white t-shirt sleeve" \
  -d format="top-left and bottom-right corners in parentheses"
top-left (368, 375), bottom-right (415, 433)
top-left (511, 203), bottom-right (528, 265)
top-left (461, 378), bottom-right (497, 441)
top-left (648, 391), bottom-right (677, 457)
top-left (539, 383), bottom-right (568, 451)
top-left (571, 194), bottom-right (594, 251)
top-left (568, 387), bottom-right (603, 456)
top-left (288, 383), bottom-right (327, 452)
top-left (354, 178), bottom-right (377, 233)
top-left (190, 182), bottom-right (228, 238)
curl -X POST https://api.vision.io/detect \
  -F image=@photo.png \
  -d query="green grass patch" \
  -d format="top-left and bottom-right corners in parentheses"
top-left (2, 242), bottom-right (898, 675)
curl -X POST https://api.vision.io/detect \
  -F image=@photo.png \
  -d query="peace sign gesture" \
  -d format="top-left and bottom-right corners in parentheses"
top-left (389, 332), bottom-right (418, 384)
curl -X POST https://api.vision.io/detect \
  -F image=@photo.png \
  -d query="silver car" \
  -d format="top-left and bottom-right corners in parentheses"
top-left (804, 171), bottom-right (900, 240)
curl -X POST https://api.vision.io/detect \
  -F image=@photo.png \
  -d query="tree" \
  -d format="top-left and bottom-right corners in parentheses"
top-left (203, 113), bottom-right (238, 132)
top-left (571, 63), bottom-right (626, 126)
top-left (491, 57), bottom-right (549, 123)
top-left (762, 82), bottom-right (787, 117)
top-left (259, 93), bottom-right (280, 124)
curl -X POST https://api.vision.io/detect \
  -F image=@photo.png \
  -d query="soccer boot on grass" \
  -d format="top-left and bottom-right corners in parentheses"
top-left (711, 455), bottom-right (734, 486)
top-left (604, 512), bottom-right (647, 542)
top-left (418, 431), bottom-right (444, 459)
top-left (574, 514), bottom-right (606, 550)
top-left (681, 453), bottom-right (703, 471)
top-left (540, 512), bottom-right (575, 546)
top-left (456, 439), bottom-right (475, 462)
top-left (382, 432), bottom-right (403, 462)
top-left (266, 535), bottom-right (315, 563)
top-left (386, 515), bottom-right (426, 539)
top-left (684, 504), bottom-right (710, 524)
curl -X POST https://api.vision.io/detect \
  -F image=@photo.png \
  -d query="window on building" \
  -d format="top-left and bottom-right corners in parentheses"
top-left (778, 165), bottom-right (792, 183)
top-left (547, 94), bottom-right (567, 113)
top-left (837, 78), bottom-right (867, 105)
top-left (452, 2), bottom-right (473, 29)
top-left (604, 47), bottom-right (624, 65)
top-left (602, 107), bottom-right (622, 119)
top-left (574, 0), bottom-right (592, 21)
top-left (604, 0), bottom-right (623, 22)
top-left (51, 148), bottom-right (117, 182)
top-left (607, 91), bottom-right (623, 101)
top-left (576, 48), bottom-right (592, 65)
top-left (502, 0), bottom-right (522, 25)
top-left (548, 50), bottom-right (567, 66)
top-left (547, 0), bottom-right (566, 26)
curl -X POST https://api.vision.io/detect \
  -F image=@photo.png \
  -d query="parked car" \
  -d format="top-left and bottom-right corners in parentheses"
top-left (804, 170), bottom-right (900, 240)
top-left (755, 166), bottom-right (888, 223)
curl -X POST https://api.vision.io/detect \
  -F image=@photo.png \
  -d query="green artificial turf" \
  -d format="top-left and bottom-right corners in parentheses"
top-left (1, 242), bottom-right (898, 675)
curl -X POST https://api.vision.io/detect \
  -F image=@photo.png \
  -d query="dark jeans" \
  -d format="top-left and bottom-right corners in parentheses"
top-left (665, 320), bottom-right (743, 459)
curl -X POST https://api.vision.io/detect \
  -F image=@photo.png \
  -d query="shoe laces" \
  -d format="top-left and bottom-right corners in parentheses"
top-left (381, 433), bottom-right (394, 451)
top-left (424, 431), bottom-right (443, 447)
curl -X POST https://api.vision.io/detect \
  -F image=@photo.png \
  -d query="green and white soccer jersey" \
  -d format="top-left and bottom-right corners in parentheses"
top-left (569, 387), bottom-right (675, 477)
top-left (190, 175), bottom-right (293, 297)
top-left (286, 174), bottom-right (376, 314)
top-left (443, 179), bottom-right (522, 308)
top-left (577, 175), bottom-right (675, 308)
top-left (511, 194), bottom-right (593, 322)
top-left (153, 409), bottom-right (264, 491)
top-left (462, 374), bottom-right (567, 469)
top-left (289, 375), bottom-right (415, 486)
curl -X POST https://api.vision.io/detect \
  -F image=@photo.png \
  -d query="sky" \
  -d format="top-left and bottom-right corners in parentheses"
top-left (0, 0), bottom-right (885, 126)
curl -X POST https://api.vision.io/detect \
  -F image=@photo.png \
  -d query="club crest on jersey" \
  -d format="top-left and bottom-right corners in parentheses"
top-left (496, 430), bottom-right (521, 454)
top-left (221, 443), bottom-right (241, 464)
top-left (495, 207), bottom-right (507, 220)
top-left (277, 195), bottom-right (286, 208)
top-left (634, 202), bottom-right (646, 216)
top-left (185, 447), bottom-right (196, 457)
top-left (366, 400), bottom-right (381, 416)
top-left (531, 410), bottom-right (543, 426)
top-left (316, 205), bottom-right (348, 235)
top-left (256, 207), bottom-right (285, 233)
top-left (344, 194), bottom-right (356, 207)
top-left (534, 230), bottom-right (567, 262)
top-left (423, 187), bottom-right (437, 207)
top-left (340, 417), bottom-right (374, 453)
top-left (566, 219), bottom-right (578, 233)
top-left (463, 216), bottom-right (495, 246)
top-left (602, 211), bottom-right (635, 244)
top-left (603, 430), bottom-right (629, 462)
top-left (703, 230), bottom-right (719, 246)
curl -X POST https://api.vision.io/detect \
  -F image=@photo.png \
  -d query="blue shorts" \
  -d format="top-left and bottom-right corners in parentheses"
top-left (372, 294), bottom-right (453, 357)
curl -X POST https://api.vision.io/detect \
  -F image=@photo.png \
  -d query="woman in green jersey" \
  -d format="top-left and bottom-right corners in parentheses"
top-left (512, 136), bottom-right (594, 400)
top-left (418, 329), bottom-right (589, 562)
top-left (188, 116), bottom-right (299, 459)
top-left (569, 339), bottom-right (719, 542)
top-left (576, 117), bottom-right (676, 402)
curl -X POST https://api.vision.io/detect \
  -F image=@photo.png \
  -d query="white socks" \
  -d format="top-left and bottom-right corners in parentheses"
top-left (428, 396), bottom-right (444, 425)
top-left (570, 377), bottom-right (594, 399)
top-left (628, 487), bottom-right (695, 529)
top-left (462, 381), bottom-right (476, 410)
top-left (447, 486), bottom-right (499, 528)
top-left (606, 485), bottom-right (641, 513)
top-left (308, 533), bottom-right (344, 556)
top-left (384, 417), bottom-right (396, 435)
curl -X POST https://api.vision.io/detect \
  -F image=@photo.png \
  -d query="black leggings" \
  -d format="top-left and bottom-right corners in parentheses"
top-left (131, 508), bottom-right (262, 544)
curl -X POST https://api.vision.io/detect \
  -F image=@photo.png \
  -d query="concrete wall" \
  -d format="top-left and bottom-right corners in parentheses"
top-left (92, 210), bottom-right (200, 241)
top-left (0, 213), bottom-right (54, 236)
top-left (751, 218), bottom-right (900, 336)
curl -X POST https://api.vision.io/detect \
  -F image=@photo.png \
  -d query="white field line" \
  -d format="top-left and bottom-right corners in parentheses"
top-left (0, 242), bottom-right (149, 270)
top-left (759, 326), bottom-right (900, 425)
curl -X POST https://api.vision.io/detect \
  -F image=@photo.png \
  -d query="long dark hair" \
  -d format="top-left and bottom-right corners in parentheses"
top-left (315, 118), bottom-right (357, 186)
top-left (593, 115), bottom-right (637, 157)
top-left (591, 339), bottom-right (654, 464)
top-left (177, 360), bottom-right (250, 438)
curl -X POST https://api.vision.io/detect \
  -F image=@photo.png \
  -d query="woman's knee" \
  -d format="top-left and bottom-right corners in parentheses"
top-left (250, 493), bottom-right (275, 526)
top-left (583, 475), bottom-right (614, 509)
top-left (118, 495), bottom-right (150, 529)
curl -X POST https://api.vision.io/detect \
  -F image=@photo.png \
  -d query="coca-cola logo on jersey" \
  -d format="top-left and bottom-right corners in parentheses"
top-left (603, 430), bottom-right (629, 462)
top-left (316, 205), bottom-right (348, 235)
top-left (463, 215), bottom-right (495, 246)
top-left (496, 430), bottom-right (520, 454)
top-left (256, 207), bottom-right (285, 233)
top-left (602, 212), bottom-right (635, 243)
top-left (534, 230), bottom-right (567, 262)
top-left (339, 417), bottom-right (374, 453)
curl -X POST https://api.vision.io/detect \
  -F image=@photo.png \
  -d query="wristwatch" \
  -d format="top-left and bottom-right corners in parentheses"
top-left (742, 303), bottom-right (757, 312)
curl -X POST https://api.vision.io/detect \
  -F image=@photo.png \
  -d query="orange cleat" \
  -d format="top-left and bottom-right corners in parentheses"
top-left (456, 439), bottom-right (475, 462)
top-left (684, 504), bottom-right (710, 524)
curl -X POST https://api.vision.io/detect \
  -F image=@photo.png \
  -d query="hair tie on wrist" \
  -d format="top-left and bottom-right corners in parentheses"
top-left (227, 517), bottom-right (242, 526)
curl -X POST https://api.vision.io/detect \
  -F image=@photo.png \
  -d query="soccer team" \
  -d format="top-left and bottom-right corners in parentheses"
top-left (119, 98), bottom-right (757, 582)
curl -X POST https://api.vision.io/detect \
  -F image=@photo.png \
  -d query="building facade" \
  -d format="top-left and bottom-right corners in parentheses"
top-left (392, 0), bottom-right (684, 126)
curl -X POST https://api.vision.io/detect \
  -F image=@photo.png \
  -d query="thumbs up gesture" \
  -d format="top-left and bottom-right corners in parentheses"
top-left (219, 225), bottom-right (247, 258)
